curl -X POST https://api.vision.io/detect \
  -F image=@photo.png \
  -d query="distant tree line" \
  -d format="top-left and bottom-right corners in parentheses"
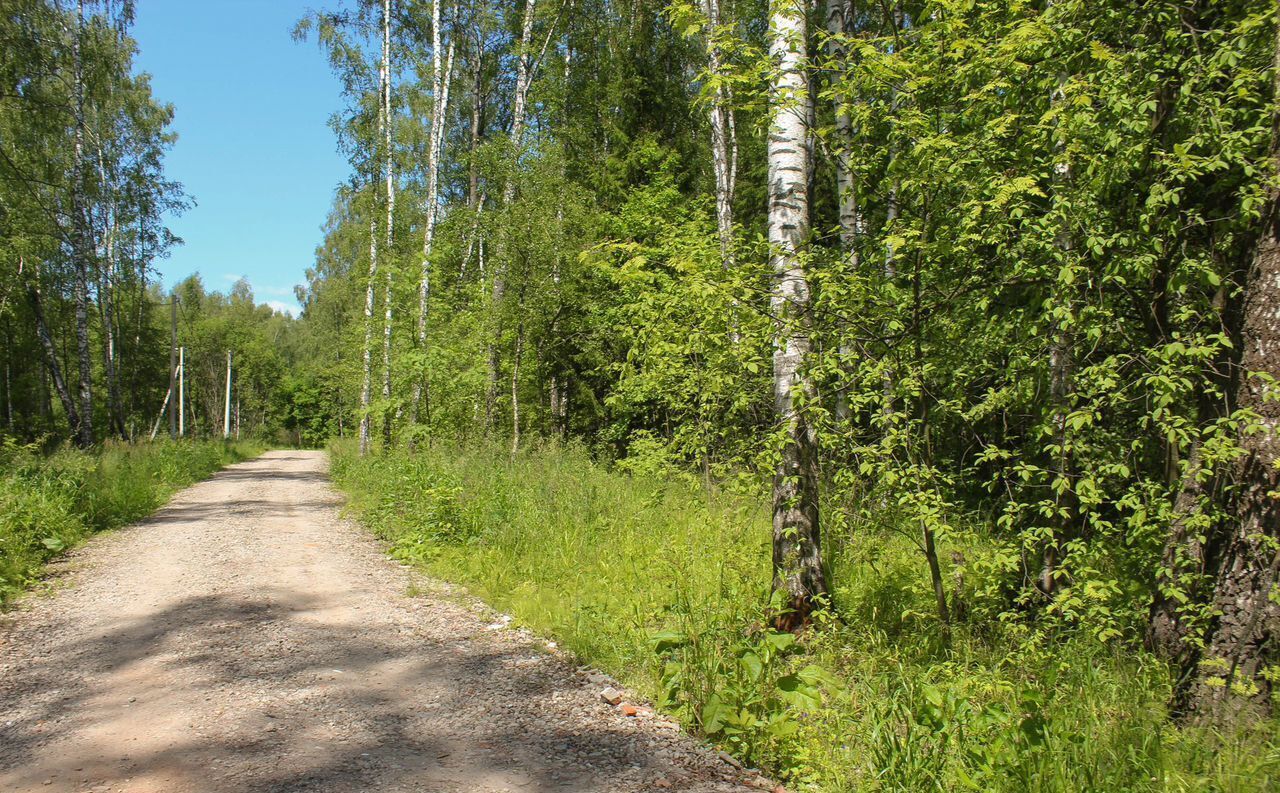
top-left (0, 2), bottom-right (314, 445)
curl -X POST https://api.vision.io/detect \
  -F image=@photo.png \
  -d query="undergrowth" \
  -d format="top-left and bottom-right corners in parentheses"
top-left (0, 437), bottom-right (262, 603)
top-left (331, 440), bottom-right (1280, 792)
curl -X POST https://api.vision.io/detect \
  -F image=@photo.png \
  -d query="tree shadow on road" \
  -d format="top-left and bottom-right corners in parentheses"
top-left (0, 589), bottom-right (732, 792)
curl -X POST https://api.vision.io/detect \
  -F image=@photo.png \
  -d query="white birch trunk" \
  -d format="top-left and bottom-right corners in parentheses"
top-left (511, 321), bottom-right (523, 455)
top-left (823, 0), bottom-right (858, 422)
top-left (492, 0), bottom-right (539, 305)
top-left (411, 0), bottom-right (457, 426)
top-left (223, 350), bottom-right (232, 439)
top-left (488, 0), bottom-right (542, 428)
top-left (823, 0), bottom-right (858, 256)
top-left (379, 0), bottom-right (396, 448)
top-left (94, 147), bottom-right (127, 440)
top-left (767, 0), bottom-right (828, 631)
top-left (701, 0), bottom-right (736, 269)
top-left (359, 202), bottom-right (379, 457)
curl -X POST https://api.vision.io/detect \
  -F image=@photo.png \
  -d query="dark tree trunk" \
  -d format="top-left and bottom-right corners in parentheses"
top-left (70, 0), bottom-right (95, 448)
top-left (27, 281), bottom-right (83, 445)
top-left (1186, 21), bottom-right (1280, 721)
top-left (1147, 289), bottom-right (1233, 681)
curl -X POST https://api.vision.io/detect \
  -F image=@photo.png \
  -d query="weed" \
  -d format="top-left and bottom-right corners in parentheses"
top-left (0, 437), bottom-right (262, 603)
top-left (331, 440), bottom-right (1280, 791)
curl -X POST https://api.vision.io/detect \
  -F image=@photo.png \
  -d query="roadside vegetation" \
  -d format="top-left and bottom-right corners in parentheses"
top-left (7, 0), bottom-right (1280, 787)
top-left (0, 439), bottom-right (261, 604)
top-left (333, 441), bottom-right (1280, 791)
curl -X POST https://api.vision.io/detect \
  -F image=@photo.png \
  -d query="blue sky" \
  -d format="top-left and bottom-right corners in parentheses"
top-left (131, 0), bottom-right (351, 315)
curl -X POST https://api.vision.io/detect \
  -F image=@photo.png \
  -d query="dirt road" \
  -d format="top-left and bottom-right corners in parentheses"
top-left (0, 451), bottom-right (763, 793)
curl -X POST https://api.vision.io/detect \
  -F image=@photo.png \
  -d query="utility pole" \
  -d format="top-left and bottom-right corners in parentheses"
top-left (178, 346), bottom-right (185, 437)
top-left (223, 350), bottom-right (232, 439)
top-left (168, 297), bottom-right (178, 438)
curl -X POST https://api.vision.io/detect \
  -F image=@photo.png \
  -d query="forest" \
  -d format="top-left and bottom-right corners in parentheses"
top-left (2, 0), bottom-right (1279, 789)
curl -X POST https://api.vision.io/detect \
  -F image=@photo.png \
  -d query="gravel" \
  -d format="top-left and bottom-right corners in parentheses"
top-left (0, 451), bottom-right (774, 793)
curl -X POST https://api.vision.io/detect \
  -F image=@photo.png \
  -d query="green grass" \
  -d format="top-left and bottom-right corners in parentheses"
top-left (331, 440), bottom-right (1280, 792)
top-left (0, 437), bottom-right (263, 603)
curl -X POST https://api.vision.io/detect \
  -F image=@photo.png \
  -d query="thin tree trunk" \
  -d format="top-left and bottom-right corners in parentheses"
top-left (701, 0), bottom-right (735, 270)
top-left (4, 347), bottom-right (12, 432)
top-left (467, 40), bottom-right (485, 211)
top-left (458, 35), bottom-right (487, 282)
top-left (487, 0), bottom-right (541, 427)
top-left (549, 374), bottom-right (566, 437)
top-left (411, 0), bottom-right (456, 428)
top-left (912, 241), bottom-right (949, 632)
top-left (878, 6), bottom-right (905, 426)
top-left (359, 199), bottom-right (379, 457)
top-left (381, 250), bottom-right (394, 448)
top-left (880, 177), bottom-right (899, 423)
top-left (767, 0), bottom-right (828, 632)
top-left (824, 0), bottom-right (856, 257)
top-left (379, 0), bottom-right (396, 449)
top-left (26, 268), bottom-right (82, 442)
top-left (1039, 62), bottom-right (1078, 598)
top-left (70, 0), bottom-right (95, 447)
top-left (823, 0), bottom-right (857, 423)
top-left (511, 320), bottom-right (523, 455)
top-left (94, 150), bottom-right (127, 441)
top-left (1187, 20), bottom-right (1280, 721)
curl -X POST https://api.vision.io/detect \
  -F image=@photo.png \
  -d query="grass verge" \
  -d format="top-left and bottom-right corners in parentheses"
top-left (331, 440), bottom-right (1280, 792)
top-left (0, 437), bottom-right (263, 603)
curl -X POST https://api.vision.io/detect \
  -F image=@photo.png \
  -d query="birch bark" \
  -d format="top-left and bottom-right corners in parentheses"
top-left (379, 0), bottom-right (396, 447)
top-left (359, 202), bottom-right (379, 456)
top-left (411, 0), bottom-right (456, 426)
top-left (767, 0), bottom-right (828, 631)
top-left (95, 148), bottom-right (127, 439)
top-left (823, 0), bottom-right (857, 257)
top-left (701, 0), bottom-right (736, 269)
top-left (486, 0), bottom-right (541, 427)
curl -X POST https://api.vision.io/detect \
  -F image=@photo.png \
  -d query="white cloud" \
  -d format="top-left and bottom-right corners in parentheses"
top-left (265, 300), bottom-right (297, 317)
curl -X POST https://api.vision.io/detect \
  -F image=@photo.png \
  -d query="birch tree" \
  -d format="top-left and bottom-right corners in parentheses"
top-left (701, 0), bottom-right (736, 270)
top-left (410, 0), bottom-right (456, 428)
top-left (485, 0), bottom-right (543, 426)
top-left (68, 0), bottom-right (96, 447)
top-left (821, 0), bottom-right (855, 259)
top-left (378, 0), bottom-right (396, 447)
top-left (766, 0), bottom-right (828, 631)
top-left (359, 197), bottom-right (380, 456)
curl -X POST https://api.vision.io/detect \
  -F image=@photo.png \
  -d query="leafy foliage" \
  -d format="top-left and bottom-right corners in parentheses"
top-left (333, 441), bottom-right (1280, 790)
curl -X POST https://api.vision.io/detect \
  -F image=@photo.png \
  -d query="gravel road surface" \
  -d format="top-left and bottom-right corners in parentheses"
top-left (0, 451), bottom-right (767, 793)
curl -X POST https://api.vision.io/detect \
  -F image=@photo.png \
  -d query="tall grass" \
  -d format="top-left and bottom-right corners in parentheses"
top-left (0, 437), bottom-right (262, 603)
top-left (331, 440), bottom-right (1280, 792)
